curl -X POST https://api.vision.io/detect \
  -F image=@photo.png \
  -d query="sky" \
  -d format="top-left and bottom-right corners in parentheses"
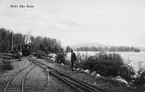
top-left (0, 0), bottom-right (145, 47)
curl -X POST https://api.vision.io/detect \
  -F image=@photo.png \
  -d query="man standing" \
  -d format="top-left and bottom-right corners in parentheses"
top-left (71, 49), bottom-right (77, 71)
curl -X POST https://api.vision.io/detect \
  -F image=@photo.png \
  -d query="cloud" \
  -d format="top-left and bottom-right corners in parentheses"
top-left (60, 19), bottom-right (81, 27)
top-left (32, 18), bottom-right (83, 30)
top-left (24, 11), bottom-right (53, 20)
top-left (49, 24), bottom-right (69, 29)
top-left (50, 19), bottom-right (82, 29)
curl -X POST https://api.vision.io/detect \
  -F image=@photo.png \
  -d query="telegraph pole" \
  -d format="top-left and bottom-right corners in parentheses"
top-left (11, 32), bottom-right (13, 52)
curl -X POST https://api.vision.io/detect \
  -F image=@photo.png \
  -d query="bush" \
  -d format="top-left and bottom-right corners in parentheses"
top-left (95, 52), bottom-right (124, 65)
top-left (2, 60), bottom-right (13, 70)
top-left (119, 64), bottom-right (135, 81)
top-left (3, 64), bottom-right (14, 70)
top-left (35, 50), bottom-right (47, 58)
top-left (55, 52), bottom-right (67, 64)
top-left (76, 53), bottom-right (89, 62)
top-left (82, 56), bottom-right (97, 72)
top-left (79, 52), bottom-right (136, 81)
top-left (93, 62), bottom-right (120, 77)
top-left (76, 53), bottom-right (89, 70)
top-left (132, 62), bottom-right (145, 86)
top-left (133, 72), bottom-right (145, 86)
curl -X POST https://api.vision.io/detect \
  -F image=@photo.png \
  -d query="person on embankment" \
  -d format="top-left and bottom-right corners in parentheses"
top-left (71, 49), bottom-right (77, 71)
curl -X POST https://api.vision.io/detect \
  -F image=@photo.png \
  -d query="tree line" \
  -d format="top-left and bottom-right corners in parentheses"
top-left (75, 46), bottom-right (140, 52)
top-left (0, 28), bottom-right (63, 54)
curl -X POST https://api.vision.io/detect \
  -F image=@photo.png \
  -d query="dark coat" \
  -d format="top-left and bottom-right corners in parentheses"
top-left (71, 52), bottom-right (77, 62)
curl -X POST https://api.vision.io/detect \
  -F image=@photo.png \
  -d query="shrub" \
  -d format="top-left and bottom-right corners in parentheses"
top-left (82, 56), bottom-right (98, 72)
top-left (95, 52), bottom-right (124, 65)
top-left (132, 71), bottom-right (145, 86)
top-left (132, 62), bottom-right (145, 86)
top-left (2, 59), bottom-right (14, 70)
top-left (55, 52), bottom-right (67, 64)
top-left (93, 62), bottom-right (120, 77)
top-left (80, 52), bottom-right (136, 81)
top-left (76, 53), bottom-right (89, 62)
top-left (76, 53), bottom-right (89, 70)
top-left (35, 50), bottom-right (47, 58)
top-left (3, 64), bottom-right (14, 70)
top-left (120, 64), bottom-right (135, 81)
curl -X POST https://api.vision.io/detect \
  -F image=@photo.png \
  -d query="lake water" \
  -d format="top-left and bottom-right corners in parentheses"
top-left (68, 51), bottom-right (145, 71)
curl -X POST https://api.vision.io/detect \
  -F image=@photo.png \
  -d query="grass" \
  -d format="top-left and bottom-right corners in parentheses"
top-left (1, 59), bottom-right (13, 70)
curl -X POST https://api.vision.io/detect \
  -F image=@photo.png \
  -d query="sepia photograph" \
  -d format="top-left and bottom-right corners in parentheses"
top-left (0, 0), bottom-right (145, 92)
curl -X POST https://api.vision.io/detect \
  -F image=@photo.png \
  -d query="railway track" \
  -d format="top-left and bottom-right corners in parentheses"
top-left (3, 62), bottom-right (36, 92)
top-left (28, 57), bottom-right (105, 92)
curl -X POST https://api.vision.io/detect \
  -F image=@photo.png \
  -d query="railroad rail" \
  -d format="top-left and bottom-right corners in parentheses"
top-left (28, 57), bottom-right (105, 92)
top-left (3, 62), bottom-right (36, 92)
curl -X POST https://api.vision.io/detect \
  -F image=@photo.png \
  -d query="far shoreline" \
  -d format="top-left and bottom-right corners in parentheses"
top-left (74, 51), bottom-right (144, 53)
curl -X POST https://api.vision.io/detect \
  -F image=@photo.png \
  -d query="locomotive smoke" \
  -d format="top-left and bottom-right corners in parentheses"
top-left (24, 31), bottom-right (31, 44)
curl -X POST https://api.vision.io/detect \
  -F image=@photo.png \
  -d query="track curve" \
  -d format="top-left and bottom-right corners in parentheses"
top-left (3, 61), bottom-right (35, 92)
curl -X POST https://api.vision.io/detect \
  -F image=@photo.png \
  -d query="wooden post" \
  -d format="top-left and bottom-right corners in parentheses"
top-left (46, 69), bottom-right (49, 87)
top-left (11, 32), bottom-right (13, 52)
top-left (10, 32), bottom-right (14, 58)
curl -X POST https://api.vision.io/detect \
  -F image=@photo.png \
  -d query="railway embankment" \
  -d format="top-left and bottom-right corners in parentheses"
top-left (35, 57), bottom-right (139, 92)
top-left (0, 56), bottom-right (144, 92)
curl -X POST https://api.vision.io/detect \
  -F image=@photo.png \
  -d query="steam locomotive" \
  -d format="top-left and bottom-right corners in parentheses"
top-left (22, 44), bottom-right (30, 56)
